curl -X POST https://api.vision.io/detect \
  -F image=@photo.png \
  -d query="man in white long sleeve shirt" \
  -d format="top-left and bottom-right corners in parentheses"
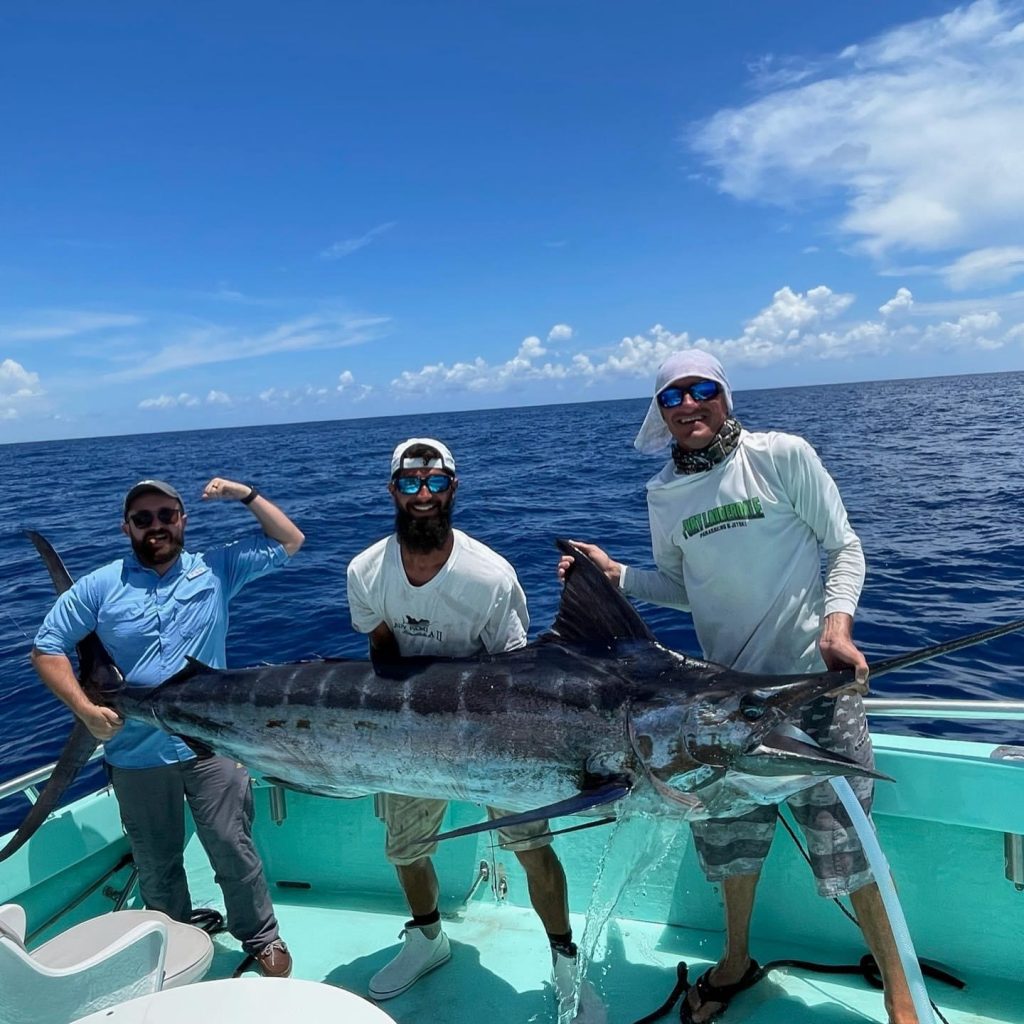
top-left (559, 351), bottom-right (915, 1024)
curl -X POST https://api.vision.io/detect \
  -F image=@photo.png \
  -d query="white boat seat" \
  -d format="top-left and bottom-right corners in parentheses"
top-left (0, 903), bottom-right (214, 1024)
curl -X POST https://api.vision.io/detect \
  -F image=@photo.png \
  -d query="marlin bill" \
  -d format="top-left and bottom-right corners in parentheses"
top-left (4, 533), bottom-right (1024, 862)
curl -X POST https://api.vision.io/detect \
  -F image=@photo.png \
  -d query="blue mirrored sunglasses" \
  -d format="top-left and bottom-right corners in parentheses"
top-left (657, 380), bottom-right (721, 408)
top-left (394, 474), bottom-right (453, 495)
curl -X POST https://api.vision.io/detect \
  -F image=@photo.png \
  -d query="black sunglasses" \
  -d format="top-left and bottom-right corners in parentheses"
top-left (128, 507), bottom-right (182, 529)
top-left (394, 474), bottom-right (453, 495)
top-left (657, 380), bottom-right (721, 408)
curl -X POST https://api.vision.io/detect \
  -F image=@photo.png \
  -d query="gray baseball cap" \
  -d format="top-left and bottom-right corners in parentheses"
top-left (123, 479), bottom-right (185, 519)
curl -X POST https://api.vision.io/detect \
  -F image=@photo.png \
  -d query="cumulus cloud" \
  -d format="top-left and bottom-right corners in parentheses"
top-left (259, 385), bottom-right (330, 405)
top-left (138, 393), bottom-right (201, 409)
top-left (390, 282), bottom-right (1024, 396)
top-left (880, 287), bottom-right (914, 317)
top-left (692, 0), bottom-right (1024, 258)
top-left (206, 390), bottom-right (232, 405)
top-left (0, 358), bottom-right (43, 417)
top-left (320, 222), bottom-right (397, 260)
top-left (547, 324), bottom-right (573, 342)
top-left (336, 370), bottom-right (373, 400)
top-left (922, 311), bottom-right (1004, 349)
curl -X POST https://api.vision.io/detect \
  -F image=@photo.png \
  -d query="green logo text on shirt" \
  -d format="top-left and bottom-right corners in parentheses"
top-left (682, 497), bottom-right (765, 539)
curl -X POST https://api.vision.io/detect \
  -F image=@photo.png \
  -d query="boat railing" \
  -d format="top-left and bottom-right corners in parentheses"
top-left (0, 747), bottom-right (106, 808)
top-left (864, 697), bottom-right (1024, 720)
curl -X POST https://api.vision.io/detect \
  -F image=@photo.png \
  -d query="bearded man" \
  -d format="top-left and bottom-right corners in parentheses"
top-left (347, 438), bottom-right (591, 1020)
top-left (32, 476), bottom-right (304, 978)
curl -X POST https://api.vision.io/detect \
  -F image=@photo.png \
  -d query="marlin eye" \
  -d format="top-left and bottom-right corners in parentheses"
top-left (740, 702), bottom-right (765, 721)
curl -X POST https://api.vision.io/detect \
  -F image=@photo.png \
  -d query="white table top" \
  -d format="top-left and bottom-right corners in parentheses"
top-left (71, 977), bottom-right (397, 1023)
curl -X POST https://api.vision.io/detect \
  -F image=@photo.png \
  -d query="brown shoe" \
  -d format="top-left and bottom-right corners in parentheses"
top-left (254, 938), bottom-right (292, 978)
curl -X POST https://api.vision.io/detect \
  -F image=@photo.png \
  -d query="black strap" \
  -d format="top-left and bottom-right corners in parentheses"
top-left (630, 961), bottom-right (689, 1024)
top-left (630, 956), bottom-right (963, 1024)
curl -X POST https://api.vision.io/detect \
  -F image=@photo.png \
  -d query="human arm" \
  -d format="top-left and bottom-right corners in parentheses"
top-left (31, 581), bottom-right (123, 740)
top-left (29, 649), bottom-right (123, 740)
top-left (201, 477), bottom-right (305, 557)
top-left (776, 436), bottom-right (868, 681)
top-left (556, 524), bottom-right (689, 611)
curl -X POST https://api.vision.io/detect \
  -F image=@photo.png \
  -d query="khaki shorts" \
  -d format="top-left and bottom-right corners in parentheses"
top-left (375, 793), bottom-right (553, 866)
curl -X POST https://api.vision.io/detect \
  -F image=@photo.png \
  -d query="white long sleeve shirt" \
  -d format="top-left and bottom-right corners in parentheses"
top-left (622, 430), bottom-right (864, 674)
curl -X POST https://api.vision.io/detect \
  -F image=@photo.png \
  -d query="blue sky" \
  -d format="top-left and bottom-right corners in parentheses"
top-left (3, 0), bottom-right (1024, 442)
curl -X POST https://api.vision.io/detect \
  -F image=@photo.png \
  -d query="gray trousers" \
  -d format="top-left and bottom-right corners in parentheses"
top-left (110, 755), bottom-right (279, 955)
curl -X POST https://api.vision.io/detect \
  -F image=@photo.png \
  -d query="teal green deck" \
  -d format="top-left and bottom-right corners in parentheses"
top-left (3, 734), bottom-right (1023, 1023)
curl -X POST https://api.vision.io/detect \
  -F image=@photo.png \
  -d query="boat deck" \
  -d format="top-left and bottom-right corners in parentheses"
top-left (195, 885), bottom-right (1015, 1024)
top-left (6, 734), bottom-right (1024, 1024)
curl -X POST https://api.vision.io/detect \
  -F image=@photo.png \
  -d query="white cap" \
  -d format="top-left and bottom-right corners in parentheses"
top-left (390, 438), bottom-right (457, 476)
top-left (633, 349), bottom-right (734, 454)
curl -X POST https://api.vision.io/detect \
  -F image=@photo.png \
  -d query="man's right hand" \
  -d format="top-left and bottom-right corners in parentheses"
top-left (557, 540), bottom-right (624, 588)
top-left (80, 704), bottom-right (124, 741)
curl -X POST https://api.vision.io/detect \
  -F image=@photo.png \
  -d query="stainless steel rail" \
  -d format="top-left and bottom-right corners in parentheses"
top-left (0, 748), bottom-right (105, 805)
top-left (865, 698), bottom-right (1024, 720)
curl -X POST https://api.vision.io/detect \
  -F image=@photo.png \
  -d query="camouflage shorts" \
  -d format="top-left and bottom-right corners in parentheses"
top-left (690, 693), bottom-right (875, 899)
top-left (375, 793), bottom-right (553, 865)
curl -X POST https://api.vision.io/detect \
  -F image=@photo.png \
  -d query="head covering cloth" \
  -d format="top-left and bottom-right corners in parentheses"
top-left (633, 349), bottom-right (734, 454)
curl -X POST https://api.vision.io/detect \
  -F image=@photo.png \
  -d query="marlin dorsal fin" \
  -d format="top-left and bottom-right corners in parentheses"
top-left (545, 538), bottom-right (657, 647)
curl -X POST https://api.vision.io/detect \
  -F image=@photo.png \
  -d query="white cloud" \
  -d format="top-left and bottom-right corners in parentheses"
top-left (0, 311), bottom-right (142, 343)
top-left (1, 358), bottom-right (42, 398)
top-left (692, 0), bottom-right (1024, 257)
top-left (880, 287), bottom-right (914, 317)
top-left (206, 390), bottom-right (232, 405)
top-left (389, 281), bottom-right (1024, 396)
top-left (336, 369), bottom-right (373, 400)
top-left (547, 324), bottom-right (573, 342)
top-left (106, 313), bottom-right (389, 382)
top-left (517, 336), bottom-right (546, 359)
top-left (0, 358), bottom-right (43, 418)
top-left (922, 310), bottom-right (1004, 349)
top-left (942, 246), bottom-right (1024, 290)
top-left (138, 392), bottom-right (201, 409)
top-left (320, 222), bottom-right (397, 260)
top-left (259, 385), bottom-right (330, 405)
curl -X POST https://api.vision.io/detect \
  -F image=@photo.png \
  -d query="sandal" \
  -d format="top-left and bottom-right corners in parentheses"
top-left (679, 959), bottom-right (764, 1023)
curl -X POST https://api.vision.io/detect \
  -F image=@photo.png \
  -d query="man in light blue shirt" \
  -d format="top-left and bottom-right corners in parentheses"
top-left (32, 475), bottom-right (304, 978)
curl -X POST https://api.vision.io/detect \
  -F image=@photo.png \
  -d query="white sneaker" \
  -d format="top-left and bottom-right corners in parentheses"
top-left (552, 949), bottom-right (607, 1024)
top-left (369, 923), bottom-right (451, 1001)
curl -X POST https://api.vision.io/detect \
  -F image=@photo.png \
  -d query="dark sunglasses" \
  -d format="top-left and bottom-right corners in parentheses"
top-left (657, 380), bottom-right (721, 408)
top-left (128, 507), bottom-right (182, 529)
top-left (394, 474), bottom-right (453, 496)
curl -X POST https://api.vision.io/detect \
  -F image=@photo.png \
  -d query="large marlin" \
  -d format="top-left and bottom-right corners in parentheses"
top-left (4, 532), bottom-right (1023, 860)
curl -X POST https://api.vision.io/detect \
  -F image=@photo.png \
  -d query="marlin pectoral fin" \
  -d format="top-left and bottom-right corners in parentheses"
top-left (740, 730), bottom-right (893, 782)
top-left (422, 781), bottom-right (632, 845)
top-left (0, 720), bottom-right (100, 863)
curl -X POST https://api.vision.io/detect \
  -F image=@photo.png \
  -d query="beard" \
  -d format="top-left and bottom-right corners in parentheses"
top-left (395, 497), bottom-right (454, 553)
top-left (130, 527), bottom-right (185, 568)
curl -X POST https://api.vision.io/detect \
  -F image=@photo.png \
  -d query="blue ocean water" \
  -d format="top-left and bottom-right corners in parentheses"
top-left (2, 372), bottom-right (1022, 834)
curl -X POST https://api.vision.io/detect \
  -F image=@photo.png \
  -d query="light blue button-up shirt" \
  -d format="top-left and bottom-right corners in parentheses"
top-left (34, 535), bottom-right (289, 769)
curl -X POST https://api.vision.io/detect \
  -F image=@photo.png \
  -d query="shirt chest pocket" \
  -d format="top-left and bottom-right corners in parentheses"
top-left (170, 576), bottom-right (219, 640)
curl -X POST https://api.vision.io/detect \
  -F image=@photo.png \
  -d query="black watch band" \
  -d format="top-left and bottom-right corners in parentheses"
top-left (240, 486), bottom-right (259, 506)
